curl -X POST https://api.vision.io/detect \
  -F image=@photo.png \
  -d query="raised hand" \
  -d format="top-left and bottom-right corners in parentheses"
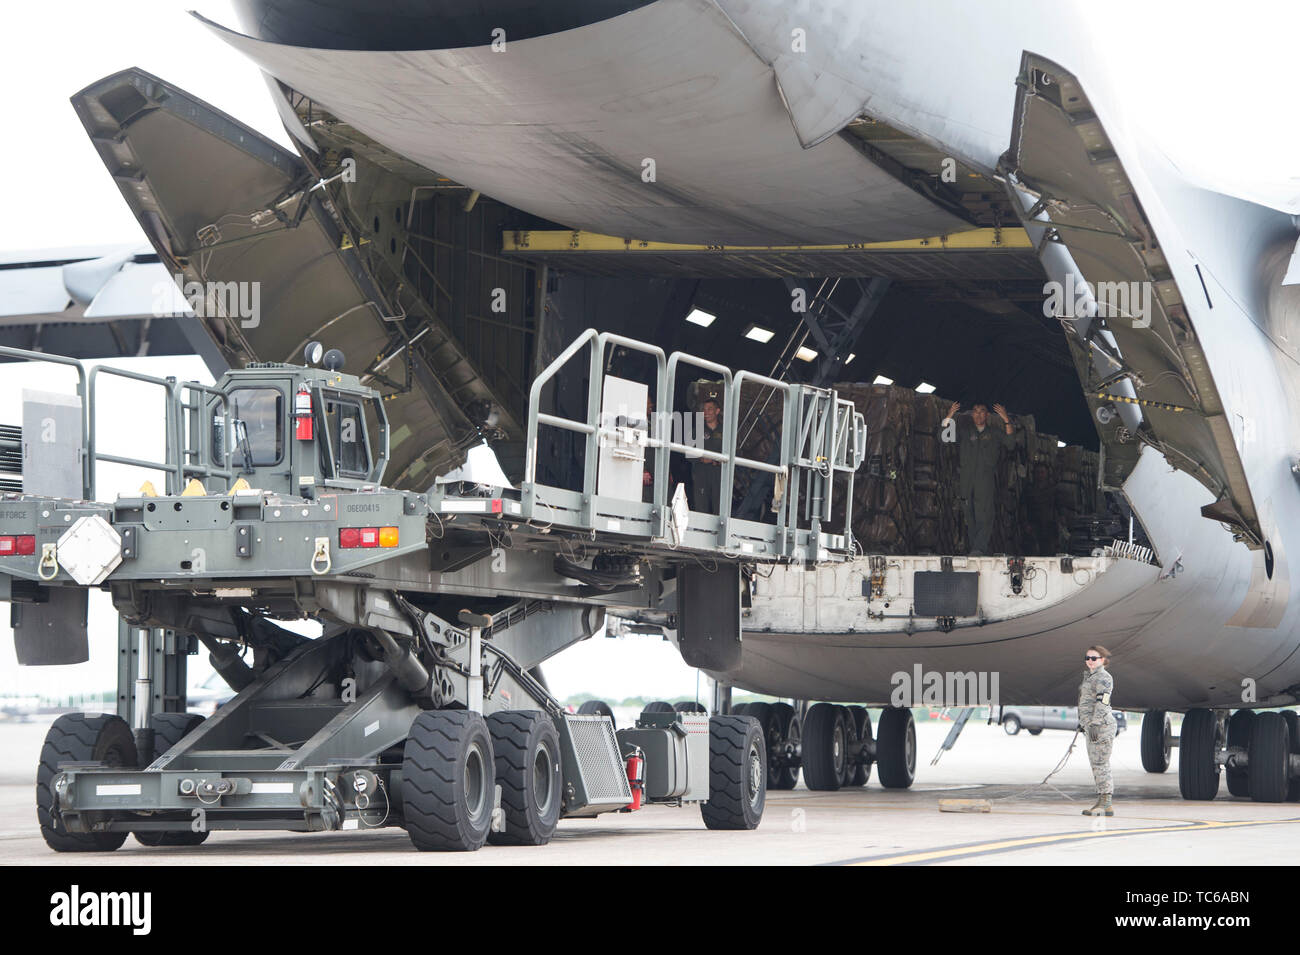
top-left (946, 401), bottom-right (960, 419)
top-left (993, 403), bottom-right (1010, 423)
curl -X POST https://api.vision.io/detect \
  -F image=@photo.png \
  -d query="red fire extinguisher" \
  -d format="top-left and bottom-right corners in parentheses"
top-left (294, 385), bottom-right (314, 441)
top-left (624, 749), bottom-right (645, 811)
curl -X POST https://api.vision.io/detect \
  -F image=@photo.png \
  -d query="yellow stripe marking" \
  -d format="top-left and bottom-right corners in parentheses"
top-left (850, 817), bottom-right (1300, 866)
top-left (503, 227), bottom-right (1031, 254)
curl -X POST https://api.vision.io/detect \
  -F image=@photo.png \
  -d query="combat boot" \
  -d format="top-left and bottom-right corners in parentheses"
top-left (1082, 794), bottom-right (1114, 816)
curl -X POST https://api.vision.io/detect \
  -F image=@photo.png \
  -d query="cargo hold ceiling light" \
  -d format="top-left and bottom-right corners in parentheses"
top-left (685, 308), bottom-right (716, 327)
top-left (915, 382), bottom-right (936, 394)
top-left (872, 374), bottom-right (893, 385)
top-left (795, 346), bottom-right (818, 362)
top-left (845, 353), bottom-right (857, 364)
top-left (743, 324), bottom-right (774, 343)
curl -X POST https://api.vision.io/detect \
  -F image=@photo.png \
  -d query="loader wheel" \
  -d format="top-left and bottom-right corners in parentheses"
top-left (37, 713), bottom-right (137, 852)
top-left (1226, 709), bottom-right (1255, 797)
top-left (1281, 711), bottom-right (1300, 802)
top-left (700, 715), bottom-right (765, 830)
top-left (135, 712), bottom-right (210, 847)
top-left (1140, 710), bottom-right (1171, 773)
top-left (577, 699), bottom-right (616, 729)
top-left (674, 701), bottom-right (707, 714)
top-left (768, 702), bottom-right (801, 791)
top-left (1178, 708), bottom-right (1220, 800)
top-left (402, 710), bottom-right (494, 851)
top-left (643, 701), bottom-right (675, 715)
top-left (486, 711), bottom-right (562, 846)
top-left (801, 702), bottom-right (845, 791)
top-left (876, 707), bottom-right (916, 789)
top-left (1248, 712), bottom-right (1290, 803)
top-left (847, 706), bottom-right (873, 786)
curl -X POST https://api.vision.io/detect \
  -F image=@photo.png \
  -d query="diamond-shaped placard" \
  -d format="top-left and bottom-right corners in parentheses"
top-left (56, 514), bottom-right (123, 586)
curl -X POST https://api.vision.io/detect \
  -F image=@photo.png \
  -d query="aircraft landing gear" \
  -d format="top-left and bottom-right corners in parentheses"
top-left (1139, 710), bottom-right (1172, 773)
top-left (876, 706), bottom-right (916, 789)
top-left (1177, 708), bottom-right (1222, 800)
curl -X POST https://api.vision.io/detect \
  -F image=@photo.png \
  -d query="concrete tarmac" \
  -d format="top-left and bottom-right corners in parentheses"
top-left (1, 715), bottom-right (1295, 865)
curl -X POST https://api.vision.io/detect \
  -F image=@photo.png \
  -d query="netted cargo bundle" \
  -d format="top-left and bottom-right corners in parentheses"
top-left (729, 380), bottom-right (1102, 556)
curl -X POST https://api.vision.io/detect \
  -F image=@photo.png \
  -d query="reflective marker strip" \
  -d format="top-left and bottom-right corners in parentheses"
top-left (506, 501), bottom-right (522, 515)
top-left (342, 818), bottom-right (359, 830)
top-left (441, 500), bottom-right (487, 513)
top-left (96, 784), bottom-right (141, 796)
top-left (250, 782), bottom-right (294, 794)
top-left (606, 520), bottom-right (620, 531)
top-left (364, 721), bottom-right (380, 737)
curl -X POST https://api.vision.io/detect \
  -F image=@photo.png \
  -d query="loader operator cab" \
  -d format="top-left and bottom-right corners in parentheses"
top-left (208, 344), bottom-right (388, 498)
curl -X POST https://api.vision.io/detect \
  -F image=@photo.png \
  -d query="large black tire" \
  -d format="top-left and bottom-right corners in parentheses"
top-left (847, 706), bottom-right (873, 786)
top-left (768, 702), bottom-right (801, 791)
top-left (37, 713), bottom-right (137, 852)
top-left (876, 707), bottom-right (916, 789)
top-left (731, 702), bottom-right (750, 716)
top-left (1280, 711), bottom-right (1300, 802)
top-left (837, 706), bottom-right (856, 786)
top-left (801, 703), bottom-right (845, 791)
top-left (1248, 711), bottom-right (1290, 803)
top-left (1140, 710), bottom-right (1171, 773)
top-left (700, 715), bottom-right (766, 830)
top-left (1178, 708), bottom-right (1220, 800)
top-left (674, 701), bottom-right (707, 714)
top-left (577, 699), bottom-right (616, 730)
top-left (643, 701), bottom-right (675, 715)
top-left (1226, 709), bottom-right (1255, 797)
top-left (402, 710), bottom-right (495, 851)
top-left (1027, 727), bottom-right (1043, 736)
top-left (135, 712), bottom-right (210, 847)
top-left (486, 711), bottom-right (562, 846)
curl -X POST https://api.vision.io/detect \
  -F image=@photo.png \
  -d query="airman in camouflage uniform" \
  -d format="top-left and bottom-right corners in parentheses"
top-left (1078, 645), bottom-right (1116, 815)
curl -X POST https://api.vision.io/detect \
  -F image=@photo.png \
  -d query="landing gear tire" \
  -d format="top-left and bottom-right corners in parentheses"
top-left (674, 701), bottom-right (707, 714)
top-left (1140, 710), bottom-right (1172, 774)
top-left (1003, 716), bottom-right (1021, 736)
top-left (700, 715), bottom-right (766, 830)
top-left (1178, 708), bottom-right (1220, 801)
top-left (38, 713), bottom-right (137, 853)
top-left (1226, 709), bottom-right (1255, 797)
top-left (847, 705), bottom-right (873, 786)
top-left (135, 712), bottom-right (210, 847)
top-left (1248, 711), bottom-right (1291, 804)
top-left (402, 710), bottom-right (495, 851)
top-left (577, 699), bottom-right (616, 730)
top-left (876, 707), bottom-right (916, 790)
top-left (1280, 711), bottom-right (1300, 802)
top-left (643, 701), bottom-right (675, 715)
top-left (768, 702), bottom-right (801, 791)
top-left (801, 703), bottom-right (846, 791)
top-left (486, 711), bottom-right (562, 846)
top-left (837, 705), bottom-right (856, 786)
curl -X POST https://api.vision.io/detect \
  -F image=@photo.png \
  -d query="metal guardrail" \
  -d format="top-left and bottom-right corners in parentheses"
top-left (521, 328), bottom-right (866, 554)
top-left (0, 346), bottom-right (234, 499)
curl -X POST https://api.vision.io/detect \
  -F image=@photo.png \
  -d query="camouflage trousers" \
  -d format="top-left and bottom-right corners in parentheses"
top-left (1085, 726), bottom-right (1116, 795)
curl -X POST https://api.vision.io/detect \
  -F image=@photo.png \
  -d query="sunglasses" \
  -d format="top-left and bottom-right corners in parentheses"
top-left (1085, 655), bottom-right (1101, 662)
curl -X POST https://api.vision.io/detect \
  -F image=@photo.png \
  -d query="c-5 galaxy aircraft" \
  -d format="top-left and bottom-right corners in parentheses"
top-left (15, 0), bottom-right (1300, 807)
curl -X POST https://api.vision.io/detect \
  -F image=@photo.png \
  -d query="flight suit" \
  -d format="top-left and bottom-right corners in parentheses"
top-left (954, 419), bottom-right (1014, 555)
top-left (1078, 665), bottom-right (1117, 795)
top-left (691, 423), bottom-right (723, 513)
